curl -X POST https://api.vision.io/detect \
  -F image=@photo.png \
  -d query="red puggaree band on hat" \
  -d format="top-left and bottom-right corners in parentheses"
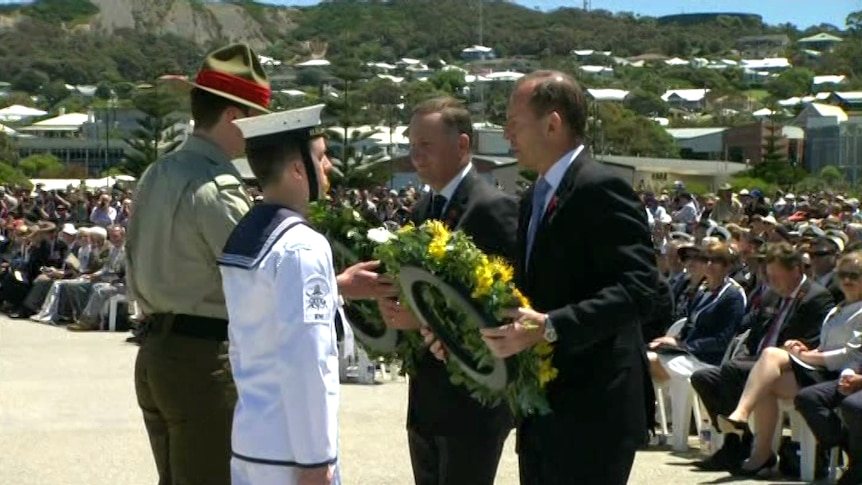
top-left (195, 69), bottom-right (271, 110)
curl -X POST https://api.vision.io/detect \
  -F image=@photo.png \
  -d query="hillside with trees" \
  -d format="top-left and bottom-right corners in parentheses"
top-left (0, 0), bottom-right (858, 189)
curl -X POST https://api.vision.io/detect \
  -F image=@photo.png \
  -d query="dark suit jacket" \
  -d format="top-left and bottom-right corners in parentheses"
top-left (642, 275), bottom-right (674, 343)
top-left (515, 151), bottom-right (658, 453)
top-left (407, 168), bottom-right (519, 436)
top-left (821, 271), bottom-right (845, 305)
top-left (25, 239), bottom-right (52, 284)
top-left (743, 278), bottom-right (834, 357)
top-left (678, 281), bottom-right (746, 365)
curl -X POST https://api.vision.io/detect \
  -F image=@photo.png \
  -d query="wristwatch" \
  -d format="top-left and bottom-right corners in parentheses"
top-left (543, 316), bottom-right (558, 343)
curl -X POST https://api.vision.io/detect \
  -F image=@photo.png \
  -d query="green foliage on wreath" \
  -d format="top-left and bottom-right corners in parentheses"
top-left (374, 220), bottom-right (556, 417)
top-left (308, 199), bottom-right (423, 375)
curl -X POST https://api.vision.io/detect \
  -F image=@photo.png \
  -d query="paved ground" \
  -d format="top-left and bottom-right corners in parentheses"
top-left (0, 317), bottom-right (815, 485)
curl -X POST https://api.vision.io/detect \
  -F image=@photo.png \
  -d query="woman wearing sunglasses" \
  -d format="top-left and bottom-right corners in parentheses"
top-left (717, 251), bottom-right (862, 477)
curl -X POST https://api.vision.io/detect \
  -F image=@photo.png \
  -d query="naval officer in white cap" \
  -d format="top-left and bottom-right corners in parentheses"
top-left (218, 104), bottom-right (340, 485)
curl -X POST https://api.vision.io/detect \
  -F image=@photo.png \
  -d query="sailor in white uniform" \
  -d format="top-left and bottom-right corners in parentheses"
top-left (218, 104), bottom-right (340, 485)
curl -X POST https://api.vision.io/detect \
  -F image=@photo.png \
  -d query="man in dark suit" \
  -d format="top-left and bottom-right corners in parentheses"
top-left (795, 367), bottom-right (862, 485)
top-left (378, 96), bottom-right (518, 485)
top-left (690, 242), bottom-right (834, 471)
top-left (808, 236), bottom-right (845, 304)
top-left (479, 70), bottom-right (658, 485)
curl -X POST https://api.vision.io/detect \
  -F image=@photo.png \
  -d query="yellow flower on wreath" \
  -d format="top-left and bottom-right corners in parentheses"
top-left (428, 235), bottom-right (448, 261)
top-left (538, 353), bottom-right (559, 386)
top-left (512, 288), bottom-right (531, 309)
top-left (398, 223), bottom-right (416, 235)
top-left (471, 256), bottom-right (495, 298)
top-left (490, 257), bottom-right (514, 283)
top-left (426, 220), bottom-right (451, 240)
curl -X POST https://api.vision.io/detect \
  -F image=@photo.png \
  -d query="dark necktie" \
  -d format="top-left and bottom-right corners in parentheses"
top-left (757, 297), bottom-right (793, 354)
top-left (430, 194), bottom-right (447, 220)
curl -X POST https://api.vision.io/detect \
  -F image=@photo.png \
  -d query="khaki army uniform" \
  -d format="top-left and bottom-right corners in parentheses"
top-left (127, 134), bottom-right (251, 485)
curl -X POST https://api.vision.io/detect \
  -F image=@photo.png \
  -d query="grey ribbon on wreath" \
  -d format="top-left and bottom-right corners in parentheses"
top-left (398, 265), bottom-right (509, 392)
top-left (330, 240), bottom-right (399, 353)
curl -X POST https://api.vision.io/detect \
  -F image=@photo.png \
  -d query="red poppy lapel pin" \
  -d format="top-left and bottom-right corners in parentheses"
top-left (546, 196), bottom-right (559, 216)
top-left (445, 208), bottom-right (460, 226)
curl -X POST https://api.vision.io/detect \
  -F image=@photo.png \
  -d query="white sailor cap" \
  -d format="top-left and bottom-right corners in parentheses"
top-left (233, 104), bottom-right (326, 148)
top-left (234, 104), bottom-right (328, 200)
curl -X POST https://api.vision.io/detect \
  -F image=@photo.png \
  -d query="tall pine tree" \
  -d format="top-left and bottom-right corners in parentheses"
top-left (121, 87), bottom-right (183, 177)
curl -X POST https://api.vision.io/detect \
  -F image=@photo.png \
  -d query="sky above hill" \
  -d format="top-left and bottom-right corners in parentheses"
top-left (0, 0), bottom-right (850, 29)
top-left (257, 0), bottom-right (854, 29)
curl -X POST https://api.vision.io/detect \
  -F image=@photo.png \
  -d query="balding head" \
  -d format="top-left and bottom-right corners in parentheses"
top-left (513, 70), bottom-right (587, 140)
top-left (505, 70), bottom-right (588, 173)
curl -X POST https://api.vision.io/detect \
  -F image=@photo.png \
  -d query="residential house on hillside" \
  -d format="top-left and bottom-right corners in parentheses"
top-left (828, 92), bottom-right (862, 112)
top-left (662, 89), bottom-right (709, 112)
top-left (797, 32), bottom-right (843, 53)
top-left (587, 89), bottom-right (629, 102)
top-left (461, 45), bottom-right (497, 61)
top-left (736, 34), bottom-right (790, 58)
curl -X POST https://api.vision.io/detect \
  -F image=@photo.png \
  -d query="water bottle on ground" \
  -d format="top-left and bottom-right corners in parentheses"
top-left (699, 419), bottom-right (713, 455)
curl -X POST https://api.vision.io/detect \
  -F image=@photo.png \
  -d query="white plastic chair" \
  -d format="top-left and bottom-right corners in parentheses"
top-left (776, 400), bottom-right (817, 481)
top-left (653, 318), bottom-right (709, 451)
top-left (104, 294), bottom-right (128, 332)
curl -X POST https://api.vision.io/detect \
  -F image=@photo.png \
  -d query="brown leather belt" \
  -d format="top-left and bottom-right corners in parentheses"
top-left (149, 313), bottom-right (228, 341)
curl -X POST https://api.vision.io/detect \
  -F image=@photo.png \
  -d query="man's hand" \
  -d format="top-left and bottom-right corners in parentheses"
top-left (297, 464), bottom-right (334, 485)
top-left (840, 374), bottom-right (862, 396)
top-left (649, 335), bottom-right (679, 350)
top-left (783, 340), bottom-right (808, 355)
top-left (337, 260), bottom-right (398, 300)
top-left (480, 308), bottom-right (546, 358)
top-left (378, 298), bottom-right (421, 330)
top-left (420, 326), bottom-right (447, 362)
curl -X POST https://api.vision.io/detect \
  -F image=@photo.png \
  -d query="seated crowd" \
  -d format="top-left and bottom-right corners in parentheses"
top-left (0, 183), bottom-right (130, 331)
top-left (648, 184), bottom-right (862, 484)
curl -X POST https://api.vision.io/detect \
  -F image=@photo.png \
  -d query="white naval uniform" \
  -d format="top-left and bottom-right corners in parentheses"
top-left (218, 205), bottom-right (341, 485)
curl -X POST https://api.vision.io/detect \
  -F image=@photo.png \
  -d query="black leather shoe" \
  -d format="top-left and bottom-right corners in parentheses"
top-left (693, 435), bottom-right (743, 471)
top-left (717, 415), bottom-right (750, 435)
top-left (838, 466), bottom-right (862, 485)
top-left (732, 453), bottom-right (777, 477)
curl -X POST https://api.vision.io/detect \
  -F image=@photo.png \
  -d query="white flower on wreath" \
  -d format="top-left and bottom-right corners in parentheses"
top-left (367, 227), bottom-right (396, 244)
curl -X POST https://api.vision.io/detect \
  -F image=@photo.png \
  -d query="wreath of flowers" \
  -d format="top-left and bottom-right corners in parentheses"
top-left (307, 199), bottom-right (424, 376)
top-left (374, 220), bottom-right (558, 417)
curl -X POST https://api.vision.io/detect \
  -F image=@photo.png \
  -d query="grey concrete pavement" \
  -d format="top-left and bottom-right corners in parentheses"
top-left (0, 317), bottom-right (811, 484)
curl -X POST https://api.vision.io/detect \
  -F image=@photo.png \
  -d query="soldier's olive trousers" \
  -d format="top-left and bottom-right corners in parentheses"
top-left (135, 326), bottom-right (234, 485)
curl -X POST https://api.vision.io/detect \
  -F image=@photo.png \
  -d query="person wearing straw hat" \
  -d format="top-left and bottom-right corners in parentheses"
top-left (127, 43), bottom-right (272, 485)
top-left (219, 105), bottom-right (339, 485)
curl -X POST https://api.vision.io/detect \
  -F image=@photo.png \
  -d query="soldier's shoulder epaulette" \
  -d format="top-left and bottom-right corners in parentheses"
top-left (214, 173), bottom-right (242, 190)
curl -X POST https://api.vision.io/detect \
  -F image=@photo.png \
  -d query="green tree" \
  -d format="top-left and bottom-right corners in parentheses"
top-left (0, 133), bottom-right (19, 165)
top-left (325, 127), bottom-right (392, 189)
top-left (19, 154), bottom-right (64, 177)
top-left (765, 68), bottom-right (815, 100)
top-left (121, 88), bottom-right (183, 177)
top-left (428, 70), bottom-right (466, 95)
top-left (624, 90), bottom-right (668, 117)
top-left (42, 80), bottom-right (70, 107)
top-left (12, 69), bottom-right (49, 93)
top-left (596, 103), bottom-right (679, 158)
top-left (0, 162), bottom-right (32, 190)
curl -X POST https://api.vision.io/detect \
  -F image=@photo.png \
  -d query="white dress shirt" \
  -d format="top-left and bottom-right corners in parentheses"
top-left (433, 162), bottom-right (474, 215)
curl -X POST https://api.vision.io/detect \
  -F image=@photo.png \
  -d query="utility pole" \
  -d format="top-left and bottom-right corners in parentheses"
top-left (478, 0), bottom-right (483, 46)
top-left (583, 0), bottom-right (591, 11)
